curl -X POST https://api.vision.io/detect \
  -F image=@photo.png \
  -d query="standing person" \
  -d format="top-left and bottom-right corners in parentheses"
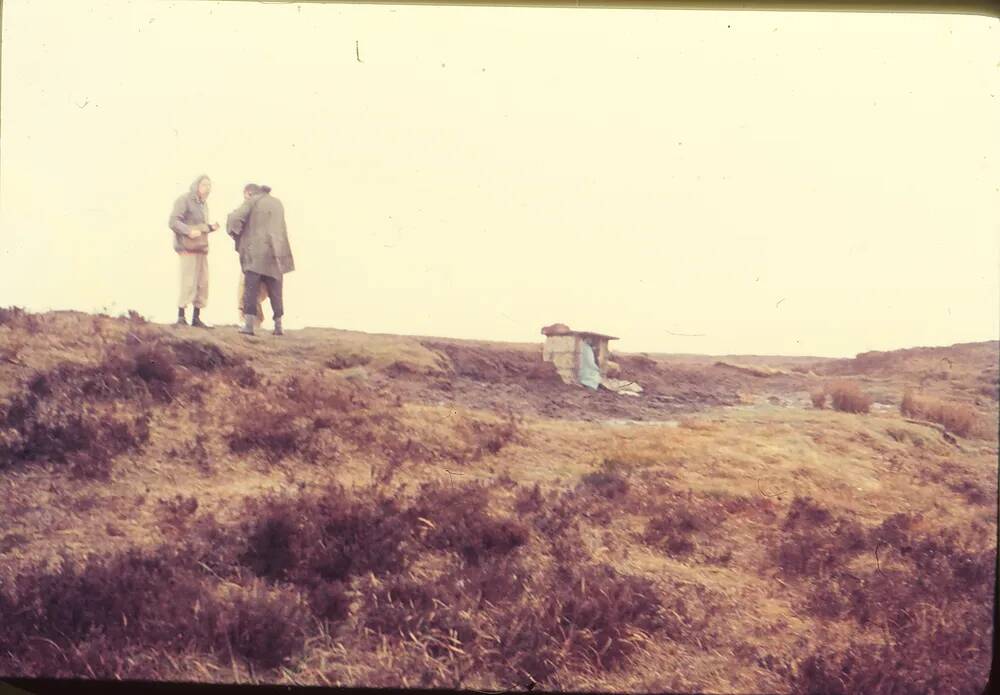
top-left (227, 183), bottom-right (295, 336)
top-left (233, 185), bottom-right (270, 330)
top-left (169, 174), bottom-right (219, 328)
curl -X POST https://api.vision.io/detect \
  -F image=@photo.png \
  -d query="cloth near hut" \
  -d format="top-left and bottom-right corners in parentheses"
top-left (579, 342), bottom-right (601, 390)
top-left (601, 378), bottom-right (643, 397)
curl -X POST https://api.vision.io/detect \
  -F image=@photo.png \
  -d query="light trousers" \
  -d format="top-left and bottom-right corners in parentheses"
top-left (178, 253), bottom-right (209, 309)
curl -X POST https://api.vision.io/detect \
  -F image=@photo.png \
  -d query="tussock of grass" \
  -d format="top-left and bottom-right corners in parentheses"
top-left (809, 389), bottom-right (827, 409)
top-left (901, 389), bottom-right (980, 437)
top-left (828, 381), bottom-right (873, 414)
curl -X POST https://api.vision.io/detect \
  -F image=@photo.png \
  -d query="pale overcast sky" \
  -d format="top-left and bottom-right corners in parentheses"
top-left (1, 1), bottom-right (997, 357)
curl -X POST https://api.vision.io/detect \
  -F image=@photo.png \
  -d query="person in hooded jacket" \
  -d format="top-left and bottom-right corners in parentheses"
top-left (227, 183), bottom-right (295, 336)
top-left (168, 174), bottom-right (220, 327)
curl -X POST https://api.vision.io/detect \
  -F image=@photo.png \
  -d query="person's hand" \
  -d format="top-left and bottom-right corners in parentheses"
top-left (208, 222), bottom-right (220, 232)
top-left (188, 228), bottom-right (202, 239)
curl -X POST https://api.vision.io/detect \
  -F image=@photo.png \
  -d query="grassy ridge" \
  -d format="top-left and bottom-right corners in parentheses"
top-left (0, 308), bottom-right (995, 692)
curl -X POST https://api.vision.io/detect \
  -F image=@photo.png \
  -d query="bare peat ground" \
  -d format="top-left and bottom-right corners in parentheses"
top-left (0, 308), bottom-right (996, 693)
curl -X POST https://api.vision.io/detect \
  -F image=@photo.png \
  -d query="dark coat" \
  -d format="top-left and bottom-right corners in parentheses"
top-left (226, 193), bottom-right (295, 279)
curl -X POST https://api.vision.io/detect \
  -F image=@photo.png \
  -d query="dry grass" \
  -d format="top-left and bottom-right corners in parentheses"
top-left (714, 361), bottom-right (791, 377)
top-left (0, 310), bottom-right (995, 692)
top-left (809, 389), bottom-right (827, 409)
top-left (901, 389), bottom-right (981, 438)
top-left (828, 381), bottom-right (873, 414)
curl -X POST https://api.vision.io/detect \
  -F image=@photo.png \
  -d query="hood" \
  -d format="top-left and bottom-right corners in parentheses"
top-left (190, 174), bottom-right (210, 201)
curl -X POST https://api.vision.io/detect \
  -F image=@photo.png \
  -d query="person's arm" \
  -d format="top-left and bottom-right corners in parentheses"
top-left (227, 199), bottom-right (254, 238)
top-left (169, 196), bottom-right (191, 236)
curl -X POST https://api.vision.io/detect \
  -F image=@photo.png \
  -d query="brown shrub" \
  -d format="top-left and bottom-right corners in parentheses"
top-left (123, 309), bottom-right (148, 323)
top-left (828, 381), bottom-right (873, 414)
top-left (359, 574), bottom-right (479, 656)
top-left (809, 389), bottom-right (827, 409)
top-left (456, 413), bottom-right (521, 462)
top-left (900, 390), bottom-right (979, 437)
top-left (167, 338), bottom-right (233, 371)
top-left (156, 494), bottom-right (200, 530)
top-left (781, 496), bottom-right (833, 531)
top-left (0, 549), bottom-right (226, 677)
top-left (978, 384), bottom-right (999, 400)
top-left (325, 353), bottom-right (372, 370)
top-left (241, 506), bottom-right (300, 579)
top-left (228, 405), bottom-right (305, 463)
top-left (225, 582), bottom-right (310, 669)
top-left (792, 512), bottom-right (994, 692)
top-left (0, 468), bottom-right (701, 687)
top-left (579, 460), bottom-right (630, 500)
top-left (0, 306), bottom-right (26, 325)
top-left (227, 375), bottom-right (379, 463)
top-left (409, 482), bottom-right (529, 565)
top-left (525, 360), bottom-right (564, 384)
top-left (514, 483), bottom-right (545, 515)
top-left (280, 375), bottom-right (365, 412)
top-left (946, 479), bottom-right (991, 506)
top-left (240, 487), bottom-right (413, 585)
top-left (644, 513), bottom-right (697, 555)
top-left (307, 580), bottom-right (351, 623)
top-left (795, 574), bottom-right (992, 694)
top-left (228, 364), bottom-right (261, 389)
top-left (525, 489), bottom-right (587, 554)
top-left (458, 554), bottom-right (529, 607)
top-left (0, 388), bottom-right (150, 477)
top-left (775, 499), bottom-right (868, 578)
top-left (0, 543), bottom-right (314, 674)
top-left (133, 344), bottom-right (177, 384)
top-left (643, 506), bottom-right (717, 556)
top-left (423, 341), bottom-right (539, 382)
top-left (176, 431), bottom-right (212, 473)
top-left (0, 306), bottom-right (41, 333)
top-left (496, 563), bottom-right (664, 685)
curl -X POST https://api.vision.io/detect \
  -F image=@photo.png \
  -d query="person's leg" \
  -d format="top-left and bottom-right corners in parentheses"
top-left (177, 254), bottom-right (197, 325)
top-left (256, 281), bottom-right (268, 327)
top-left (192, 255), bottom-right (211, 327)
top-left (242, 272), bottom-right (264, 316)
top-left (264, 275), bottom-right (284, 334)
top-left (237, 273), bottom-right (246, 326)
top-left (265, 275), bottom-right (283, 320)
top-left (241, 271), bottom-right (263, 334)
top-left (193, 255), bottom-right (208, 309)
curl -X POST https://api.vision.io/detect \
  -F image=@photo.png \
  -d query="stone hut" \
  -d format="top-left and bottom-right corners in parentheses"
top-left (541, 323), bottom-right (619, 388)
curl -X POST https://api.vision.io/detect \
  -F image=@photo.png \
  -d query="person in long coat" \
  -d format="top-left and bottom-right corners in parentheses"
top-left (227, 183), bottom-right (295, 336)
top-left (232, 183), bottom-right (270, 330)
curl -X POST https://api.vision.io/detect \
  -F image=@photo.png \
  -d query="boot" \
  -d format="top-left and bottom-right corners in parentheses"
top-left (175, 307), bottom-right (188, 327)
top-left (238, 314), bottom-right (255, 336)
top-left (273, 318), bottom-right (283, 336)
top-left (191, 307), bottom-right (213, 329)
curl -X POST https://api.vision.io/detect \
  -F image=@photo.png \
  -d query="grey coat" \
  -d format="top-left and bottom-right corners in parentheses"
top-left (169, 175), bottom-right (212, 254)
top-left (226, 193), bottom-right (295, 279)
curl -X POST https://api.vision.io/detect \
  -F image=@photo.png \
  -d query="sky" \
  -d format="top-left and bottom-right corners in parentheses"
top-left (1, 0), bottom-right (997, 357)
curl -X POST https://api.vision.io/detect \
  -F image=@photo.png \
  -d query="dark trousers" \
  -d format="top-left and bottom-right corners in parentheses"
top-left (243, 272), bottom-right (284, 320)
